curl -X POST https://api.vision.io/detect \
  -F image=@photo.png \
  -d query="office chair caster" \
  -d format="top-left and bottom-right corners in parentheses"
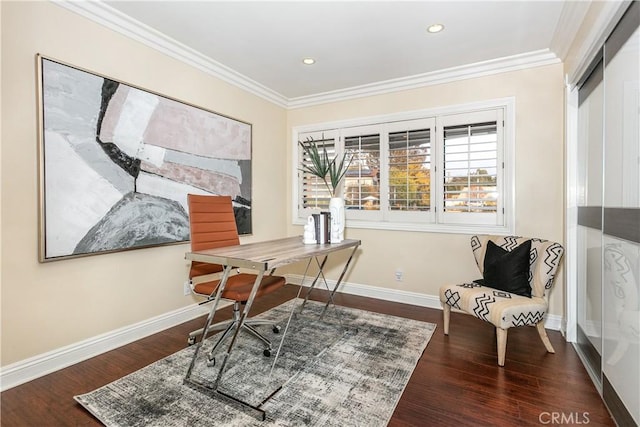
top-left (187, 336), bottom-right (196, 346)
top-left (272, 325), bottom-right (281, 334)
top-left (263, 348), bottom-right (271, 357)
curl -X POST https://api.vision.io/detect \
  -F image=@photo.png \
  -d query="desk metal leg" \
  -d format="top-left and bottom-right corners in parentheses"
top-left (184, 265), bottom-right (232, 380)
top-left (299, 243), bottom-right (359, 319)
top-left (272, 246), bottom-right (358, 385)
top-left (183, 380), bottom-right (266, 421)
top-left (183, 241), bottom-right (360, 421)
top-left (270, 258), bottom-right (312, 373)
top-left (184, 268), bottom-right (268, 420)
top-left (299, 255), bottom-right (328, 311)
top-left (212, 269), bottom-right (264, 389)
top-left (321, 243), bottom-right (359, 317)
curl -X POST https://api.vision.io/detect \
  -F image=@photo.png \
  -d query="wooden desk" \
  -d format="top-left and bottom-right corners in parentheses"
top-left (183, 236), bottom-right (361, 420)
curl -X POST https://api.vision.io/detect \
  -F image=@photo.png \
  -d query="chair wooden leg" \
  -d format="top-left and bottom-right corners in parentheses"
top-left (536, 320), bottom-right (555, 353)
top-left (443, 304), bottom-right (450, 335)
top-left (496, 327), bottom-right (507, 366)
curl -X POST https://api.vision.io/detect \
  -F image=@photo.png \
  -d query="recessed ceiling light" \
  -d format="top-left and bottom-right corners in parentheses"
top-left (427, 23), bottom-right (445, 33)
top-left (302, 58), bottom-right (316, 65)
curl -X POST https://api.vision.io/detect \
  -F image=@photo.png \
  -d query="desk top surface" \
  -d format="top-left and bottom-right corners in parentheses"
top-left (185, 236), bottom-right (361, 270)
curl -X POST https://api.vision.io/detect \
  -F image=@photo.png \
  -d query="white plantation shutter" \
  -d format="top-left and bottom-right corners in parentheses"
top-left (384, 118), bottom-right (435, 223)
top-left (388, 128), bottom-right (431, 212)
top-left (294, 100), bottom-right (513, 233)
top-left (298, 131), bottom-right (338, 211)
top-left (344, 132), bottom-right (380, 211)
top-left (439, 109), bottom-right (504, 225)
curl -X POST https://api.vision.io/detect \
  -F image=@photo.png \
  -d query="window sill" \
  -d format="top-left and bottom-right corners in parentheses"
top-left (293, 217), bottom-right (514, 235)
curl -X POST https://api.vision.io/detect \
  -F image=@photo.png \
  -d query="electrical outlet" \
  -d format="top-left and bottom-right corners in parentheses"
top-left (395, 269), bottom-right (403, 282)
top-left (183, 281), bottom-right (191, 296)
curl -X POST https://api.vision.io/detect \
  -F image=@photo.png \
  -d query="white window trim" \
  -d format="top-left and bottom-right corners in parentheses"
top-left (292, 97), bottom-right (516, 235)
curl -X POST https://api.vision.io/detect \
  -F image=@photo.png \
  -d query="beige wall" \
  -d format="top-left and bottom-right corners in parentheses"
top-left (0, 1), bottom-right (287, 365)
top-left (286, 64), bottom-right (566, 316)
top-left (1, 1), bottom-right (566, 369)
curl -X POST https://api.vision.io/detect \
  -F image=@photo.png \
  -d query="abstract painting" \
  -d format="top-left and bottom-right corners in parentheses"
top-left (37, 56), bottom-right (252, 262)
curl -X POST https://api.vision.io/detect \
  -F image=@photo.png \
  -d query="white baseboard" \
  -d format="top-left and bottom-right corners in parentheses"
top-left (0, 302), bottom-right (213, 392)
top-left (285, 274), bottom-right (443, 310)
top-left (286, 274), bottom-right (563, 331)
top-left (544, 313), bottom-right (563, 332)
top-left (1, 278), bottom-right (563, 391)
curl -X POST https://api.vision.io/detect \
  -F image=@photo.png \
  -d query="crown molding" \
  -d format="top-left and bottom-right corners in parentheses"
top-left (52, 0), bottom-right (289, 108)
top-left (566, 0), bottom-right (632, 86)
top-left (287, 49), bottom-right (559, 109)
top-left (550, 0), bottom-right (591, 61)
top-left (53, 0), bottom-right (560, 111)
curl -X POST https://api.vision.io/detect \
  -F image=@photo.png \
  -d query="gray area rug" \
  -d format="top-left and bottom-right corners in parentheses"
top-left (75, 299), bottom-right (436, 426)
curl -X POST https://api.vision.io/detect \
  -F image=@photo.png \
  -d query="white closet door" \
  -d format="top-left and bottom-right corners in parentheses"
top-left (602, 3), bottom-right (640, 423)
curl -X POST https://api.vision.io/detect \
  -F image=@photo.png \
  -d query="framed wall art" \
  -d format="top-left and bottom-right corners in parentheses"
top-left (37, 55), bottom-right (252, 262)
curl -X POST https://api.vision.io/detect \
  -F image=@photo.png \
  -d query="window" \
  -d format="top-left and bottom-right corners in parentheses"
top-left (299, 130), bottom-right (337, 211)
top-left (389, 128), bottom-right (431, 212)
top-left (443, 123), bottom-right (497, 213)
top-left (344, 132), bottom-right (380, 212)
top-left (294, 99), bottom-right (514, 234)
top-left (439, 110), bottom-right (503, 226)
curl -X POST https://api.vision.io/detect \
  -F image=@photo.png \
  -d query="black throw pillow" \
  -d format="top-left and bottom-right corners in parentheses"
top-left (483, 239), bottom-right (532, 298)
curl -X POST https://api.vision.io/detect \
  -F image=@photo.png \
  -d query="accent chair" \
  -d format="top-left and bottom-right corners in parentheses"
top-left (439, 235), bottom-right (564, 366)
top-left (186, 194), bottom-right (286, 360)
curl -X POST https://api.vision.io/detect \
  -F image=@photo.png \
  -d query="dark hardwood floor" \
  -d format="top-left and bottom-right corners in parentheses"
top-left (1, 285), bottom-right (614, 426)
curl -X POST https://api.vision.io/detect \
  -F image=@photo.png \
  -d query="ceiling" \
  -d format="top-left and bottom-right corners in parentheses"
top-left (97, 1), bottom-right (575, 103)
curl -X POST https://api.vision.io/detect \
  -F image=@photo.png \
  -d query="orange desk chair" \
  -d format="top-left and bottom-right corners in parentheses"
top-left (187, 194), bottom-right (286, 359)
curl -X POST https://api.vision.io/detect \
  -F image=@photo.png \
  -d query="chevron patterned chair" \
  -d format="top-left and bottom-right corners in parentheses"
top-left (439, 235), bottom-right (564, 366)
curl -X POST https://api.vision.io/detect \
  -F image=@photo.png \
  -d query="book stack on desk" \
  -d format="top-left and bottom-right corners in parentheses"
top-left (311, 212), bottom-right (331, 244)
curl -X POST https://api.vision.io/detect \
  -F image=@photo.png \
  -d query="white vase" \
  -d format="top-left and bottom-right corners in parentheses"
top-left (329, 197), bottom-right (345, 243)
